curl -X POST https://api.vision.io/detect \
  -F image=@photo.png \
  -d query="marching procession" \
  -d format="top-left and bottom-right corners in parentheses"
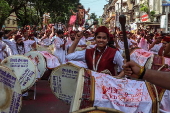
top-left (1, 0), bottom-right (170, 113)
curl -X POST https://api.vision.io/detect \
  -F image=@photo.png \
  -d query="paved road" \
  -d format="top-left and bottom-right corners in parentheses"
top-left (20, 80), bottom-right (70, 113)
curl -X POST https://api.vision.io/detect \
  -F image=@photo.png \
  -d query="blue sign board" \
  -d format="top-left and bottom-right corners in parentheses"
top-left (162, 0), bottom-right (170, 6)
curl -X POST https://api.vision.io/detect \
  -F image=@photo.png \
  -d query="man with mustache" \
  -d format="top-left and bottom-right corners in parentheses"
top-left (3, 35), bottom-right (36, 55)
top-left (53, 30), bottom-right (66, 64)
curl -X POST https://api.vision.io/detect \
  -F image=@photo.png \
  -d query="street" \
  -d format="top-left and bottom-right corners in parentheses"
top-left (20, 80), bottom-right (70, 113)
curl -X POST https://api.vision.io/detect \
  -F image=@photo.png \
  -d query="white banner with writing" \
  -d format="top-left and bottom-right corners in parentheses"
top-left (92, 71), bottom-right (152, 113)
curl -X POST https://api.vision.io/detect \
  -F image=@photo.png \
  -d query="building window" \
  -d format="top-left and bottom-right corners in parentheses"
top-left (7, 19), bottom-right (10, 24)
top-left (13, 20), bottom-right (15, 25)
top-left (162, 6), bottom-right (170, 14)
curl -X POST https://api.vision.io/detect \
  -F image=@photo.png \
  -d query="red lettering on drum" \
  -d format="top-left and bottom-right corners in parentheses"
top-left (102, 85), bottom-right (107, 94)
top-left (113, 101), bottom-right (125, 107)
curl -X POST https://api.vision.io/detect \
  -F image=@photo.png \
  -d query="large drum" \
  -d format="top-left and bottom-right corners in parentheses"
top-left (48, 44), bottom-right (55, 54)
top-left (70, 69), bottom-right (95, 112)
top-left (1, 55), bottom-right (37, 92)
top-left (36, 45), bottom-right (52, 54)
top-left (87, 71), bottom-right (158, 113)
top-left (25, 51), bottom-right (47, 78)
top-left (130, 48), bottom-right (170, 71)
top-left (50, 63), bottom-right (95, 112)
top-left (50, 63), bottom-right (83, 104)
top-left (0, 66), bottom-right (22, 113)
top-left (25, 51), bottom-right (60, 79)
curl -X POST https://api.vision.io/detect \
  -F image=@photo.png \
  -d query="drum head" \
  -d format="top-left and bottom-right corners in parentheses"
top-left (1, 55), bottom-right (37, 92)
top-left (72, 107), bottom-right (123, 113)
top-left (25, 51), bottom-right (47, 78)
top-left (48, 44), bottom-right (54, 54)
top-left (50, 63), bottom-right (83, 104)
top-left (36, 45), bottom-right (52, 54)
top-left (0, 66), bottom-right (22, 113)
top-left (70, 69), bottom-right (95, 112)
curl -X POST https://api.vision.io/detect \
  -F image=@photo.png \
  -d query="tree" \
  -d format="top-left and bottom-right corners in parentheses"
top-left (1, 0), bottom-right (80, 29)
top-left (90, 13), bottom-right (97, 20)
top-left (90, 13), bottom-right (99, 24)
top-left (0, 0), bottom-right (11, 30)
top-left (139, 0), bottom-right (155, 21)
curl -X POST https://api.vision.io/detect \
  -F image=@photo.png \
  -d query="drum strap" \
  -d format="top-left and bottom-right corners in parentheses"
top-left (92, 47), bottom-right (107, 71)
top-left (145, 82), bottom-right (166, 113)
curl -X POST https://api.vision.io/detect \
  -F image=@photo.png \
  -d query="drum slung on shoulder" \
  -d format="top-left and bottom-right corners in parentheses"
top-left (50, 63), bottom-right (83, 105)
top-left (0, 66), bottom-right (22, 113)
top-left (1, 55), bottom-right (37, 92)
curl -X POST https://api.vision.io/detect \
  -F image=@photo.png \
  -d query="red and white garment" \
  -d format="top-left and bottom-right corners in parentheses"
top-left (91, 71), bottom-right (152, 113)
top-left (53, 36), bottom-right (66, 64)
top-left (39, 51), bottom-right (60, 68)
top-left (117, 39), bottom-right (132, 50)
top-left (138, 38), bottom-right (148, 51)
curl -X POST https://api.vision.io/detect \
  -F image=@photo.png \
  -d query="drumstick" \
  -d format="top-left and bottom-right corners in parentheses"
top-left (157, 64), bottom-right (168, 71)
top-left (82, 21), bottom-right (97, 33)
top-left (119, 15), bottom-right (130, 62)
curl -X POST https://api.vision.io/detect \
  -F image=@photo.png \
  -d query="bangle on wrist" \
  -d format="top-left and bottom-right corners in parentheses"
top-left (138, 66), bottom-right (146, 79)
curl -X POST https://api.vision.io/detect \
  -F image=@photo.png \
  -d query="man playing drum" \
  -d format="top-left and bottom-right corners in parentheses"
top-left (53, 30), bottom-right (67, 64)
top-left (3, 35), bottom-right (36, 55)
top-left (123, 60), bottom-right (170, 90)
top-left (0, 31), bottom-right (9, 62)
top-left (149, 35), bottom-right (163, 55)
top-left (66, 26), bottom-right (124, 76)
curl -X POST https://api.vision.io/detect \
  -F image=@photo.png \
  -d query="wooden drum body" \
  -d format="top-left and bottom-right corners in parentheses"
top-left (0, 66), bottom-right (22, 113)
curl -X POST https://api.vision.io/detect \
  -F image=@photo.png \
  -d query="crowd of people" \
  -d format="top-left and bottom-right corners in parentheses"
top-left (0, 23), bottom-right (170, 89)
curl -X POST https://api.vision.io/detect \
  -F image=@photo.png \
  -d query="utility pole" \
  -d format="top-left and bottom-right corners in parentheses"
top-left (121, 0), bottom-right (123, 14)
top-left (116, 3), bottom-right (120, 28)
top-left (166, 6), bottom-right (169, 33)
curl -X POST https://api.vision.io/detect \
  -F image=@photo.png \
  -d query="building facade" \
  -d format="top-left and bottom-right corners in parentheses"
top-left (4, 12), bottom-right (18, 31)
top-left (102, 0), bottom-right (165, 32)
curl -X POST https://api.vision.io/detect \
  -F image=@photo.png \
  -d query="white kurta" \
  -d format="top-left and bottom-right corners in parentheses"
top-left (79, 37), bottom-right (94, 45)
top-left (138, 38), bottom-right (148, 51)
top-left (66, 49), bottom-right (124, 72)
top-left (53, 36), bottom-right (66, 64)
top-left (38, 37), bottom-right (51, 46)
top-left (0, 40), bottom-right (7, 61)
top-left (117, 39), bottom-right (132, 50)
top-left (3, 39), bottom-right (35, 55)
top-left (149, 43), bottom-right (162, 54)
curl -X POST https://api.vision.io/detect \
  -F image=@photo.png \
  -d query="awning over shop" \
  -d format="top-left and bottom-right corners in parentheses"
top-left (146, 23), bottom-right (160, 26)
top-left (136, 22), bottom-right (160, 26)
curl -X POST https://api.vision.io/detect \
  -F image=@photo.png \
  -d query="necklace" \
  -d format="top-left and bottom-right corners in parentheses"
top-left (92, 46), bottom-right (108, 71)
top-left (16, 44), bottom-right (25, 55)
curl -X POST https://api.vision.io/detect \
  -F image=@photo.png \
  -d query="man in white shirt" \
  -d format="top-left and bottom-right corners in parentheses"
top-left (53, 30), bottom-right (66, 64)
top-left (38, 27), bottom-right (54, 46)
top-left (3, 35), bottom-right (36, 55)
top-left (0, 31), bottom-right (9, 62)
top-left (116, 32), bottom-right (133, 50)
top-left (149, 36), bottom-right (163, 54)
